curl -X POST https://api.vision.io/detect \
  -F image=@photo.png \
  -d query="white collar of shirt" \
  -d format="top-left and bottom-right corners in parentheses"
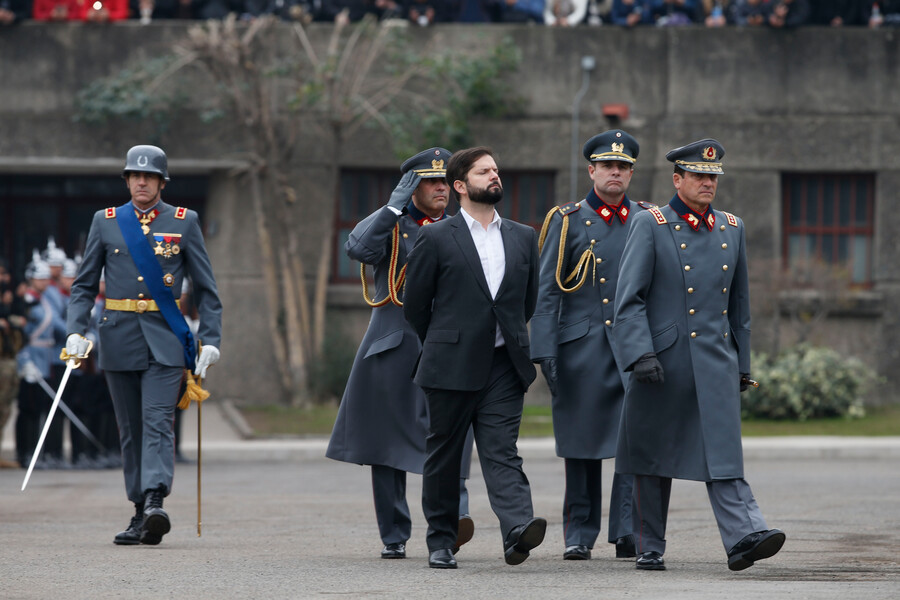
top-left (460, 206), bottom-right (502, 232)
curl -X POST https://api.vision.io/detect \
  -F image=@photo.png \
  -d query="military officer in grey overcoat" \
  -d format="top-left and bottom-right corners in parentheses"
top-left (65, 145), bottom-right (222, 546)
top-left (531, 130), bottom-right (650, 561)
top-left (326, 148), bottom-right (474, 560)
top-left (612, 138), bottom-right (785, 572)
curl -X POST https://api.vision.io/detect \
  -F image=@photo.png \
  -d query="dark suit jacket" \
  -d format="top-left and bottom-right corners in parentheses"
top-left (403, 211), bottom-right (539, 392)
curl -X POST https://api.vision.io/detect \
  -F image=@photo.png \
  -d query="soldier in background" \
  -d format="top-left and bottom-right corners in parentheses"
top-left (531, 130), bottom-right (649, 561)
top-left (612, 138), bottom-right (785, 572)
top-left (0, 258), bottom-right (26, 468)
top-left (327, 148), bottom-right (476, 560)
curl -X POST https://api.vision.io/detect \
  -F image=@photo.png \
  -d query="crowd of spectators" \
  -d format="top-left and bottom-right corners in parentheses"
top-left (0, 0), bottom-right (896, 27)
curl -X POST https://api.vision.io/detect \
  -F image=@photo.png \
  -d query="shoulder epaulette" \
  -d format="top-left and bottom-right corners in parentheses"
top-left (105, 207), bottom-right (116, 219)
top-left (723, 211), bottom-right (738, 227)
top-left (558, 201), bottom-right (581, 216)
top-left (174, 207), bottom-right (187, 220)
top-left (648, 206), bottom-right (667, 225)
top-left (636, 200), bottom-right (657, 211)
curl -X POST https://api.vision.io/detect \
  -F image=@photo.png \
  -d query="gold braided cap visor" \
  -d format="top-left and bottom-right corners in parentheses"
top-left (589, 152), bottom-right (636, 163)
top-left (675, 160), bottom-right (724, 174)
top-left (413, 168), bottom-right (447, 178)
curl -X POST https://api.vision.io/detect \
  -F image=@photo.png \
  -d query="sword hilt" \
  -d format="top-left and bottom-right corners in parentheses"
top-left (60, 339), bottom-right (94, 368)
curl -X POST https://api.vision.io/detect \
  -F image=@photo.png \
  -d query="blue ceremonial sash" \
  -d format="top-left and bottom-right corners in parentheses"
top-left (116, 202), bottom-right (196, 371)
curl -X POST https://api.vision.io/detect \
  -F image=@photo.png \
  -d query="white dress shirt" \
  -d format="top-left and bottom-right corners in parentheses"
top-left (460, 206), bottom-right (506, 347)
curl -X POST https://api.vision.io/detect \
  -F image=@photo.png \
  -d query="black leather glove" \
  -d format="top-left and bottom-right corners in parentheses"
top-left (740, 373), bottom-right (751, 393)
top-left (633, 352), bottom-right (664, 384)
top-left (387, 170), bottom-right (421, 212)
top-left (540, 358), bottom-right (559, 397)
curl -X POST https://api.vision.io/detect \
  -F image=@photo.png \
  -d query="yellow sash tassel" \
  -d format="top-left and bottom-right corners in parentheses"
top-left (178, 370), bottom-right (210, 410)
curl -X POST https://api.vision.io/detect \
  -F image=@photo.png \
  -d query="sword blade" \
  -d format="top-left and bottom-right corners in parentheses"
top-left (34, 375), bottom-right (105, 453)
top-left (22, 360), bottom-right (76, 491)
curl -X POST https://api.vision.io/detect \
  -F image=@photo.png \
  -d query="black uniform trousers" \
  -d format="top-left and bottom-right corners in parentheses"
top-left (422, 345), bottom-right (534, 552)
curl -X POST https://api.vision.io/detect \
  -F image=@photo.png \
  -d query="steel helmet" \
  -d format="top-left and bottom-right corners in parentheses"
top-left (122, 145), bottom-right (170, 181)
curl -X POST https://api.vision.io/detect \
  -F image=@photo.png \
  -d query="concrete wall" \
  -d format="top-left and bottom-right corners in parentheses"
top-left (2, 23), bottom-right (899, 403)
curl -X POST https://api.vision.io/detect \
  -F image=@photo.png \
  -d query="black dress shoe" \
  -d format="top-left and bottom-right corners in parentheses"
top-left (453, 515), bottom-right (475, 554)
top-left (428, 548), bottom-right (457, 569)
top-left (140, 487), bottom-right (171, 545)
top-left (727, 528), bottom-right (786, 571)
top-left (636, 551), bottom-right (666, 570)
top-left (504, 517), bottom-right (547, 565)
top-left (563, 545), bottom-right (591, 560)
top-left (381, 542), bottom-right (406, 559)
top-left (615, 534), bottom-right (636, 558)
top-left (113, 503), bottom-right (144, 546)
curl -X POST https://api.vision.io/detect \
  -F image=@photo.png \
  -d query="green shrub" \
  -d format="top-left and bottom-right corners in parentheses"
top-left (743, 345), bottom-right (877, 421)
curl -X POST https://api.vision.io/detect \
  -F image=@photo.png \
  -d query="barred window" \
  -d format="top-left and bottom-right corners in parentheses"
top-left (782, 173), bottom-right (875, 286)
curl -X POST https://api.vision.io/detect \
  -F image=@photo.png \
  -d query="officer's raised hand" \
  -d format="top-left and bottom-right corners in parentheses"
top-left (540, 358), bottom-right (559, 397)
top-left (633, 352), bottom-right (664, 384)
top-left (387, 171), bottom-right (421, 213)
top-left (194, 345), bottom-right (220, 379)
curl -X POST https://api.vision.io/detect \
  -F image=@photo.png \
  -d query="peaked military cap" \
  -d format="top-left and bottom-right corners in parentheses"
top-left (401, 147), bottom-right (452, 179)
top-left (666, 138), bottom-right (725, 174)
top-left (582, 130), bottom-right (639, 164)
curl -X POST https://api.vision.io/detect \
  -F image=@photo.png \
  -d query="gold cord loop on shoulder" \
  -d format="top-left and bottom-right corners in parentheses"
top-left (361, 223), bottom-right (406, 307)
top-left (554, 212), bottom-right (597, 294)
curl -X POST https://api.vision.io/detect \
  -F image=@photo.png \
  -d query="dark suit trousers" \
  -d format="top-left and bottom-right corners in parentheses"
top-left (422, 346), bottom-right (534, 552)
top-left (105, 360), bottom-right (183, 504)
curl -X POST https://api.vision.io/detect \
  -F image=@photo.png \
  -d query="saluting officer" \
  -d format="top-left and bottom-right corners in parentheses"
top-left (531, 130), bottom-right (650, 561)
top-left (65, 145), bottom-right (222, 546)
top-left (612, 138), bottom-right (785, 571)
top-left (326, 148), bottom-right (475, 560)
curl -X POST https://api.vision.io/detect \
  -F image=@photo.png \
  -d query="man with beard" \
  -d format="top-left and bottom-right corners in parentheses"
top-left (326, 147), bottom-right (476, 561)
top-left (403, 147), bottom-right (545, 569)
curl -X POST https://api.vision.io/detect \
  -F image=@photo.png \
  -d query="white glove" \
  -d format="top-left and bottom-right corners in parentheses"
top-left (65, 333), bottom-right (92, 359)
top-left (20, 361), bottom-right (42, 384)
top-left (194, 345), bottom-right (220, 378)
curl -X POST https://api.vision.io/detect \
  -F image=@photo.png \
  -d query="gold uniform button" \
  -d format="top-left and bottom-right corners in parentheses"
top-left (680, 243), bottom-right (687, 249)
top-left (599, 278), bottom-right (606, 284)
top-left (723, 309), bottom-right (728, 315)
top-left (603, 298), bottom-right (609, 304)
top-left (723, 288), bottom-right (728, 293)
top-left (689, 309), bottom-right (695, 315)
top-left (586, 220), bottom-right (592, 226)
top-left (690, 332), bottom-right (697, 338)
top-left (403, 233), bottom-right (409, 239)
top-left (605, 320), bottom-right (612, 327)
top-left (720, 225), bottom-right (726, 231)
top-left (675, 225), bottom-right (681, 231)
top-left (138, 293), bottom-right (145, 299)
top-left (596, 258), bottom-right (603, 264)
top-left (137, 276), bottom-right (144, 282)
top-left (724, 332), bottom-right (729, 338)
top-left (103, 317), bottom-right (108, 322)
top-left (114, 249), bottom-right (120, 254)
top-left (722, 243), bottom-right (728, 249)
top-left (722, 265), bottom-right (729, 271)
top-left (684, 265), bottom-right (691, 271)
top-left (687, 287), bottom-right (694, 294)
top-left (591, 239), bottom-right (596, 244)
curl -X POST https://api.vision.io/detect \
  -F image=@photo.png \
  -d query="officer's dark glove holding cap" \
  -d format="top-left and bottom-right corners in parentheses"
top-left (387, 170), bottom-right (421, 213)
top-left (540, 358), bottom-right (559, 397)
top-left (740, 373), bottom-right (751, 393)
top-left (633, 352), bottom-right (664, 384)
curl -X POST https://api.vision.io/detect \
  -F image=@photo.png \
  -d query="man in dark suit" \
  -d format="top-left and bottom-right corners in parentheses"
top-left (403, 146), bottom-right (546, 569)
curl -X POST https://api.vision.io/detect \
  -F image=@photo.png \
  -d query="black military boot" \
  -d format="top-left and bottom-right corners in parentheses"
top-left (140, 486), bottom-right (171, 545)
top-left (114, 502), bottom-right (144, 546)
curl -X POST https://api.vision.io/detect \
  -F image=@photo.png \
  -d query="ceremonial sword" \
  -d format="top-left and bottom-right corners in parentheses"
top-left (21, 341), bottom-right (93, 491)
